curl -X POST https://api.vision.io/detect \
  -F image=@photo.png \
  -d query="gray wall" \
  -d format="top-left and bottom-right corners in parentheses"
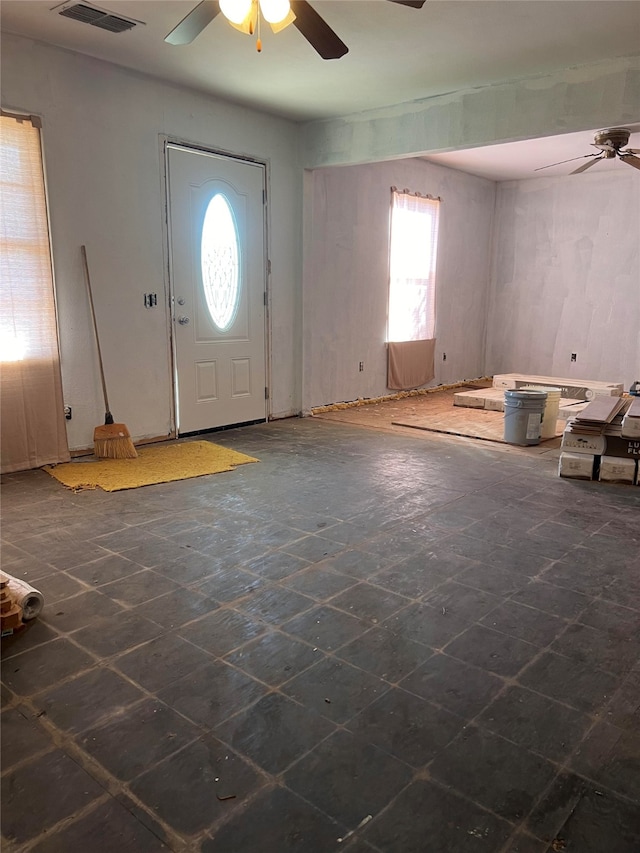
top-left (302, 159), bottom-right (496, 411)
top-left (303, 161), bottom-right (640, 412)
top-left (486, 170), bottom-right (640, 390)
top-left (1, 34), bottom-right (302, 450)
top-left (3, 33), bottom-right (637, 451)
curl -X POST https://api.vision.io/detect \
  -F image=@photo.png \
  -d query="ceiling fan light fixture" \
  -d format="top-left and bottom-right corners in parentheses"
top-left (219, 0), bottom-right (252, 25)
top-left (166, 0), bottom-right (424, 58)
top-left (259, 0), bottom-right (290, 25)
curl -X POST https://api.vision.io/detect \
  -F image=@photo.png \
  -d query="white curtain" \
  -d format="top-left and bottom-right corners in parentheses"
top-left (388, 190), bottom-right (440, 343)
top-left (0, 114), bottom-right (70, 473)
top-left (387, 189), bottom-right (440, 390)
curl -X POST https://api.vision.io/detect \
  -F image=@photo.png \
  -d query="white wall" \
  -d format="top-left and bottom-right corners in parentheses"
top-left (1, 34), bottom-right (302, 450)
top-left (302, 158), bottom-right (496, 411)
top-left (486, 170), bottom-right (640, 390)
top-left (302, 56), bottom-right (640, 169)
top-left (4, 35), bottom-right (637, 452)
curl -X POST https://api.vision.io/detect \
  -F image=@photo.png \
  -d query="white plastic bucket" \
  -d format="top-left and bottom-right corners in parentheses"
top-left (522, 385), bottom-right (561, 439)
top-left (503, 389), bottom-right (547, 445)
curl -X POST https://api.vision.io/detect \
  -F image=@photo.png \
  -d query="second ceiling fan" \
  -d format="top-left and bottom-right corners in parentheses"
top-left (165, 0), bottom-right (426, 59)
top-left (535, 128), bottom-right (640, 175)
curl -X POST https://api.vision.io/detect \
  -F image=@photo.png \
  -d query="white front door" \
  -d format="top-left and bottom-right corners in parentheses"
top-left (167, 144), bottom-right (267, 434)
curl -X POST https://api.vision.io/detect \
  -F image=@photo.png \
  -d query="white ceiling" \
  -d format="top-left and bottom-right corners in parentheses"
top-left (2, 1), bottom-right (639, 179)
top-left (425, 124), bottom-right (640, 182)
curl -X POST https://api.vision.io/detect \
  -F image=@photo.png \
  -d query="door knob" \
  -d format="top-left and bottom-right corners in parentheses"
top-left (177, 315), bottom-right (190, 325)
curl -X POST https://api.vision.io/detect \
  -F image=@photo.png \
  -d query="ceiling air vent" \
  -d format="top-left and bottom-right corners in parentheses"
top-left (56, 2), bottom-right (142, 33)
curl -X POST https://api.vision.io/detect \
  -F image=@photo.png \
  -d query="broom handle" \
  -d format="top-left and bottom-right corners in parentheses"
top-left (81, 245), bottom-right (112, 421)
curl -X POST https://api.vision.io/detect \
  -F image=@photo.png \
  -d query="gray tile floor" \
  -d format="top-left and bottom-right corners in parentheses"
top-left (1, 417), bottom-right (639, 852)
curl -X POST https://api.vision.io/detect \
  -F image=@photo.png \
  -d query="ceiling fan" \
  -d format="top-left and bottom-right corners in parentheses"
top-left (165, 0), bottom-right (426, 59)
top-left (535, 127), bottom-right (640, 175)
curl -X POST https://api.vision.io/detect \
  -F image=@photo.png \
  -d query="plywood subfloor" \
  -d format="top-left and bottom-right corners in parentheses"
top-left (312, 386), bottom-right (562, 458)
top-left (393, 406), bottom-right (563, 444)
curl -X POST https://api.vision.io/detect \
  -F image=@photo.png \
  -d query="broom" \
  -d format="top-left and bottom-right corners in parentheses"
top-left (81, 245), bottom-right (137, 460)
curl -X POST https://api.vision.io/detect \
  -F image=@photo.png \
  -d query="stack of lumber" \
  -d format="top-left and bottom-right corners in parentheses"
top-left (560, 396), bottom-right (640, 485)
top-left (567, 396), bottom-right (630, 435)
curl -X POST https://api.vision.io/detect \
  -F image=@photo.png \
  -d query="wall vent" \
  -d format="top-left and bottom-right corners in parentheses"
top-left (56, 2), bottom-right (142, 33)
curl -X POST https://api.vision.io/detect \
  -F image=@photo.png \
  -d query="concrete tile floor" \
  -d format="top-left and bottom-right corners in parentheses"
top-left (1, 416), bottom-right (640, 852)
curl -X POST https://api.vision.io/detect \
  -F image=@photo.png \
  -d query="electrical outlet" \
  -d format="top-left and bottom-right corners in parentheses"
top-left (144, 293), bottom-right (158, 308)
top-left (571, 353), bottom-right (577, 362)
top-left (443, 352), bottom-right (447, 361)
top-left (359, 361), bottom-right (364, 372)
top-left (64, 405), bottom-right (72, 420)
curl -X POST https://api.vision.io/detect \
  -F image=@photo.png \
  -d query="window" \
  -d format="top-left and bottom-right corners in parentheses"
top-left (200, 192), bottom-right (241, 332)
top-left (0, 112), bottom-right (69, 472)
top-left (387, 189), bottom-right (440, 342)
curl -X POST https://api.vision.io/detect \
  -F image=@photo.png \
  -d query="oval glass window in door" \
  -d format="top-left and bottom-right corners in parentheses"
top-left (200, 193), bottom-right (240, 331)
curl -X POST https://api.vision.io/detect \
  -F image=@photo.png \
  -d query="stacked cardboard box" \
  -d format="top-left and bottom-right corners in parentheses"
top-left (559, 396), bottom-right (639, 485)
top-left (454, 386), bottom-right (587, 418)
top-left (493, 374), bottom-right (624, 400)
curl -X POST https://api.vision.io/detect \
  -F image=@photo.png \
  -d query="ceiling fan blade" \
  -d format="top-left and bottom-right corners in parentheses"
top-left (620, 153), bottom-right (640, 170)
top-left (387, 0), bottom-right (427, 8)
top-left (534, 153), bottom-right (598, 172)
top-left (571, 156), bottom-right (604, 175)
top-left (290, 1), bottom-right (348, 59)
top-left (623, 148), bottom-right (640, 155)
top-left (165, 0), bottom-right (220, 45)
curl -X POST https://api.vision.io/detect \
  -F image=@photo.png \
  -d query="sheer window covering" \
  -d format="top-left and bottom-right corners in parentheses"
top-left (388, 189), bottom-right (440, 343)
top-left (0, 113), bottom-right (70, 473)
top-left (387, 188), bottom-right (440, 390)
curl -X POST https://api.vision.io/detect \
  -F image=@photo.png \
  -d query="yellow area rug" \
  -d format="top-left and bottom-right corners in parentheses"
top-left (44, 441), bottom-right (259, 492)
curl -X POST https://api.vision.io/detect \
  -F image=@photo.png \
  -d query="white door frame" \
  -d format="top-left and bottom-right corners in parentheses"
top-left (160, 136), bottom-right (271, 436)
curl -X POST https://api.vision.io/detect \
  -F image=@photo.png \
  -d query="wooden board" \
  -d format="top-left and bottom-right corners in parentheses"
top-left (573, 396), bottom-right (629, 424)
top-left (392, 406), bottom-right (563, 444)
top-left (627, 396), bottom-right (640, 417)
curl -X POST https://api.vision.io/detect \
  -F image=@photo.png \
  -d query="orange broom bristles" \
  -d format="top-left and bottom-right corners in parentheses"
top-left (94, 423), bottom-right (138, 459)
